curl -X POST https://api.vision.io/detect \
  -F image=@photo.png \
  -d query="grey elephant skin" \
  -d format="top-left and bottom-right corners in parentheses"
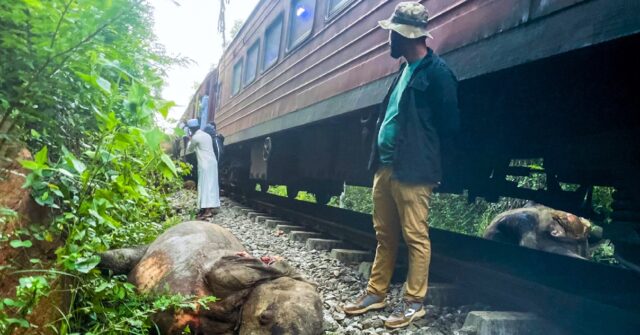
top-left (484, 204), bottom-right (601, 259)
top-left (99, 221), bottom-right (323, 335)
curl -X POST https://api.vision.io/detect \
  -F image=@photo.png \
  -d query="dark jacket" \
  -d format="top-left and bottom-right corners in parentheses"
top-left (368, 49), bottom-right (460, 185)
top-left (203, 125), bottom-right (225, 162)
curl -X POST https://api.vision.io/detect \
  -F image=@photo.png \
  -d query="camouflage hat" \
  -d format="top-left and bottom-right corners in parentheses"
top-left (378, 1), bottom-right (433, 39)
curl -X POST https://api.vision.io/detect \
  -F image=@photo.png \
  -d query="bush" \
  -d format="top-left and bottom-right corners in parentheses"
top-left (428, 193), bottom-right (526, 236)
top-left (330, 185), bottom-right (523, 237)
top-left (0, 1), bottom-right (199, 333)
top-left (264, 184), bottom-right (317, 203)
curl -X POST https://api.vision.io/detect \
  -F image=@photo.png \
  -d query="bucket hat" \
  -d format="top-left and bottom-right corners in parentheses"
top-left (378, 2), bottom-right (433, 39)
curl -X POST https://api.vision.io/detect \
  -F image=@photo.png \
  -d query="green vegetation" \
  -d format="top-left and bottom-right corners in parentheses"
top-left (327, 183), bottom-right (614, 262)
top-left (260, 182), bottom-right (518, 236)
top-left (0, 1), bottom-right (208, 333)
top-left (329, 185), bottom-right (374, 214)
top-left (326, 186), bottom-right (522, 237)
top-left (262, 184), bottom-right (317, 203)
top-left (257, 160), bottom-right (614, 246)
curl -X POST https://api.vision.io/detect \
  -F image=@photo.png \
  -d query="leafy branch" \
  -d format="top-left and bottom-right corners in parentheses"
top-left (50, 0), bottom-right (75, 48)
top-left (0, 1), bottom-right (190, 332)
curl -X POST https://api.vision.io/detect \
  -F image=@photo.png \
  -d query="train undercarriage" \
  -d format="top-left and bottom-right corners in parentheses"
top-left (221, 32), bottom-right (640, 263)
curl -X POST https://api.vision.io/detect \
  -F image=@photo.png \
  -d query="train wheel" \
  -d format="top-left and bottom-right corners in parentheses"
top-left (287, 185), bottom-right (299, 199)
top-left (229, 167), bottom-right (251, 194)
top-left (314, 192), bottom-right (331, 205)
top-left (258, 182), bottom-right (268, 193)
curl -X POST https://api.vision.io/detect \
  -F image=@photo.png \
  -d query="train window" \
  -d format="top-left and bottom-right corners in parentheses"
top-left (214, 82), bottom-right (222, 109)
top-left (244, 40), bottom-right (260, 85)
top-left (326, 0), bottom-right (354, 19)
top-left (287, 0), bottom-right (316, 52)
top-left (232, 58), bottom-right (243, 96)
top-left (262, 15), bottom-right (283, 71)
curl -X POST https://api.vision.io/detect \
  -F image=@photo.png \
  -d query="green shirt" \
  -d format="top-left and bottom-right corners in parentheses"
top-left (378, 61), bottom-right (420, 164)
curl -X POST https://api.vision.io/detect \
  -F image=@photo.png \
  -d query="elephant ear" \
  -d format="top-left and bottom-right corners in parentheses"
top-left (98, 245), bottom-right (148, 275)
top-left (550, 211), bottom-right (591, 239)
top-left (205, 254), bottom-right (303, 299)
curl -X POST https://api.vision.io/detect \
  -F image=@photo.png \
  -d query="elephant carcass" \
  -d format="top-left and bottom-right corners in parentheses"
top-left (484, 204), bottom-right (601, 259)
top-left (99, 221), bottom-right (323, 334)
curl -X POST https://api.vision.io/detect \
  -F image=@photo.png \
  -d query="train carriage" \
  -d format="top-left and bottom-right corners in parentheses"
top-left (183, 0), bottom-right (640, 251)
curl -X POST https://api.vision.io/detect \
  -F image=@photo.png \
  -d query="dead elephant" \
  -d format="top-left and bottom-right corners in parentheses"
top-left (483, 204), bottom-right (602, 259)
top-left (99, 221), bottom-right (323, 334)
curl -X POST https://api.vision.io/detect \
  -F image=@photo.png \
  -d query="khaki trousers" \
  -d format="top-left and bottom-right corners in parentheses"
top-left (366, 166), bottom-right (433, 302)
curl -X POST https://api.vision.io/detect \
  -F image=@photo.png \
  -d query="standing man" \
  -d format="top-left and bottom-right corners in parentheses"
top-left (343, 2), bottom-right (459, 329)
top-left (185, 118), bottom-right (221, 219)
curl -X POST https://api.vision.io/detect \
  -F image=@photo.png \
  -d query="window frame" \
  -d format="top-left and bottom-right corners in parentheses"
top-left (261, 14), bottom-right (284, 73)
top-left (325, 0), bottom-right (355, 21)
top-left (231, 57), bottom-right (244, 96)
top-left (243, 39), bottom-right (261, 86)
top-left (285, 0), bottom-right (316, 54)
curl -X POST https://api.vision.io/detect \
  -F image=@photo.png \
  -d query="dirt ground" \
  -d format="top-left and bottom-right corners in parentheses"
top-left (1, 149), bottom-right (66, 334)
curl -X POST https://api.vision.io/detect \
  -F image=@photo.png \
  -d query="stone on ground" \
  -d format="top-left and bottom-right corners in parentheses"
top-left (426, 283), bottom-right (472, 307)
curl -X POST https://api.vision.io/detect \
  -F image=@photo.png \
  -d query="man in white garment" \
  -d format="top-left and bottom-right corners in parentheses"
top-left (185, 118), bottom-right (220, 219)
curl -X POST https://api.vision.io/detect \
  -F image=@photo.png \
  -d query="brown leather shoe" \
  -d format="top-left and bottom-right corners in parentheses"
top-left (342, 292), bottom-right (386, 316)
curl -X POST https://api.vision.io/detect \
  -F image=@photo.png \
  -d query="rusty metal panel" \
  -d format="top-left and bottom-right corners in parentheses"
top-left (429, 0), bottom-right (531, 55)
top-left (423, 0), bottom-right (469, 17)
top-left (225, 75), bottom-right (395, 144)
top-left (212, 0), bottom-right (640, 144)
top-left (445, 0), bottom-right (640, 80)
top-left (529, 0), bottom-right (586, 20)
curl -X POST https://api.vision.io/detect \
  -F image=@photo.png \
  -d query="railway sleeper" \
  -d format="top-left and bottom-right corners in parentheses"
top-left (274, 224), bottom-right (303, 233)
top-left (254, 215), bottom-right (278, 223)
top-left (246, 211), bottom-right (266, 219)
top-left (329, 249), bottom-right (372, 263)
top-left (264, 219), bottom-right (291, 228)
top-left (288, 231), bottom-right (322, 242)
top-left (455, 311), bottom-right (560, 335)
top-left (305, 238), bottom-right (344, 251)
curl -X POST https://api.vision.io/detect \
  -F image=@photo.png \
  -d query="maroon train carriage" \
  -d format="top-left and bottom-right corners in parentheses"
top-left (181, 0), bottom-right (640, 257)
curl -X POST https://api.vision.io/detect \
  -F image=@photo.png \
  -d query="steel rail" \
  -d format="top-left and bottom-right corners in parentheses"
top-left (231, 190), bottom-right (640, 335)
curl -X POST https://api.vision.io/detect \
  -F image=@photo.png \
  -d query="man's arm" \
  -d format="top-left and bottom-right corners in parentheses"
top-left (185, 134), bottom-right (197, 155)
top-left (431, 65), bottom-right (460, 137)
top-left (430, 64), bottom-right (462, 189)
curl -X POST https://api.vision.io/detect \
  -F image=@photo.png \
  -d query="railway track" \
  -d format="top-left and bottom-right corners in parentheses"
top-left (227, 189), bottom-right (640, 335)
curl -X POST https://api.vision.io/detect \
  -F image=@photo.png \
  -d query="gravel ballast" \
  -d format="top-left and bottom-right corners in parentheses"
top-left (169, 190), bottom-right (487, 334)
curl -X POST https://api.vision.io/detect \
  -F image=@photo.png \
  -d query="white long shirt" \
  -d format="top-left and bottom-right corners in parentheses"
top-left (186, 129), bottom-right (220, 209)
